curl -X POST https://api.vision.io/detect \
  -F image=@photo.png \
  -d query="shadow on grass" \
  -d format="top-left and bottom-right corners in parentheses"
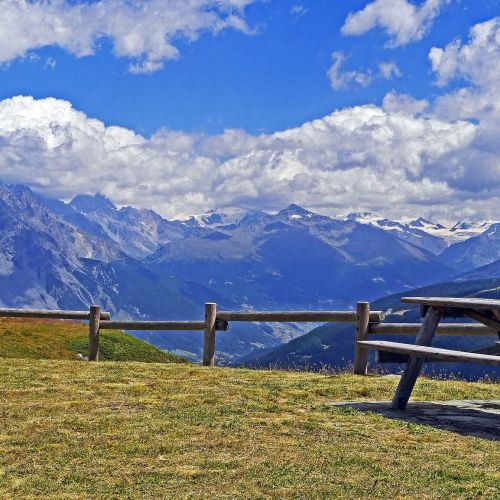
top-left (333, 400), bottom-right (500, 441)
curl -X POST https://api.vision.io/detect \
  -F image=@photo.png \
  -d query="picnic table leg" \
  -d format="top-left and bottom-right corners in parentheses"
top-left (391, 306), bottom-right (442, 410)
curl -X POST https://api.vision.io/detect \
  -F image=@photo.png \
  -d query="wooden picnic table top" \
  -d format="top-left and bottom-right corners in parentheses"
top-left (401, 296), bottom-right (500, 311)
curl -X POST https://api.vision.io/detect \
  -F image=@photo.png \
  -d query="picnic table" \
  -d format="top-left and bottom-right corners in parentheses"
top-left (358, 297), bottom-right (500, 409)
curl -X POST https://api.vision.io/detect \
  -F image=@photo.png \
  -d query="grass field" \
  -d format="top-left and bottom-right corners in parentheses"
top-left (0, 318), bottom-right (187, 364)
top-left (1, 358), bottom-right (499, 498)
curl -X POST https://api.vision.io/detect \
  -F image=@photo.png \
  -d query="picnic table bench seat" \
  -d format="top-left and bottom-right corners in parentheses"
top-left (358, 340), bottom-right (500, 365)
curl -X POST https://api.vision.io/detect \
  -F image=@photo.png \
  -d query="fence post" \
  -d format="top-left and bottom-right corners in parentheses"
top-left (354, 301), bottom-right (370, 375)
top-left (203, 303), bottom-right (217, 366)
top-left (88, 305), bottom-right (101, 361)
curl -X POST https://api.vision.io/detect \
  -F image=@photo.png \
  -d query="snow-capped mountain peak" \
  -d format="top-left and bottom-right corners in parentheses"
top-left (407, 217), bottom-right (446, 230)
top-left (337, 211), bottom-right (498, 247)
top-left (447, 220), bottom-right (499, 243)
top-left (278, 204), bottom-right (315, 220)
top-left (185, 207), bottom-right (250, 227)
top-left (451, 220), bottom-right (496, 232)
top-left (343, 211), bottom-right (379, 223)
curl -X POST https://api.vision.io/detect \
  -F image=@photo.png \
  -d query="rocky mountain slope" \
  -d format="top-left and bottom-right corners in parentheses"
top-left (148, 204), bottom-right (456, 310)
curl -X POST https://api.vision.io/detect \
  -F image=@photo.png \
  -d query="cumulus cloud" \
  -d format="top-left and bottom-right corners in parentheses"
top-left (327, 52), bottom-right (402, 90)
top-left (430, 17), bottom-right (500, 126)
top-left (0, 94), bottom-right (481, 220)
top-left (342, 0), bottom-right (448, 47)
top-left (430, 17), bottom-right (500, 91)
top-left (382, 91), bottom-right (428, 115)
top-left (1, 17), bottom-right (499, 222)
top-left (0, 0), bottom-right (256, 73)
top-left (429, 18), bottom-right (500, 197)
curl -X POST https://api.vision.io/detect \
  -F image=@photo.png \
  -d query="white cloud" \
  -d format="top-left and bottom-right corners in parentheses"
top-left (290, 5), bottom-right (308, 20)
top-left (1, 17), bottom-right (499, 222)
top-left (378, 61), bottom-right (402, 79)
top-left (430, 17), bottom-right (500, 91)
top-left (0, 0), bottom-right (256, 73)
top-left (428, 18), bottom-right (500, 197)
top-left (327, 52), bottom-right (374, 90)
top-left (0, 94), bottom-right (481, 221)
top-left (342, 0), bottom-right (448, 47)
top-left (44, 57), bottom-right (56, 70)
top-left (430, 17), bottom-right (500, 126)
top-left (327, 52), bottom-right (402, 90)
top-left (382, 91), bottom-right (428, 115)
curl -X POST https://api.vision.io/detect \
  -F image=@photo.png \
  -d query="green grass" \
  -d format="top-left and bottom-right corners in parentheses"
top-left (0, 318), bottom-right (187, 364)
top-left (0, 359), bottom-right (498, 498)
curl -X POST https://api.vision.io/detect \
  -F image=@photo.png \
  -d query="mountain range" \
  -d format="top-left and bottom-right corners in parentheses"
top-left (1, 180), bottom-right (499, 365)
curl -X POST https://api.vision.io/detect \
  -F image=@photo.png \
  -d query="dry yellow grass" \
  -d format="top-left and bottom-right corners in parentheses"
top-left (0, 358), bottom-right (499, 498)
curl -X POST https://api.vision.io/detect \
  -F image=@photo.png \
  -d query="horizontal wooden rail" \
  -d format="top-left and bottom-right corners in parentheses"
top-left (99, 320), bottom-right (229, 331)
top-left (369, 322), bottom-right (497, 336)
top-left (0, 307), bottom-right (111, 321)
top-left (217, 310), bottom-right (385, 323)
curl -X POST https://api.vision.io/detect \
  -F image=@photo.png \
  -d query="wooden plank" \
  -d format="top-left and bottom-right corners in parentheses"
top-left (100, 320), bottom-right (204, 331)
top-left (354, 302), bottom-right (370, 375)
top-left (376, 342), bottom-right (500, 363)
top-left (88, 305), bottom-right (100, 362)
top-left (358, 341), bottom-right (500, 365)
top-left (99, 319), bottom-right (228, 331)
top-left (203, 303), bottom-right (217, 367)
top-left (369, 322), bottom-right (496, 336)
top-left (473, 342), bottom-right (500, 356)
top-left (217, 310), bottom-right (385, 323)
top-left (401, 296), bottom-right (500, 311)
top-left (463, 311), bottom-right (500, 332)
top-left (101, 321), bottom-right (204, 331)
top-left (391, 307), bottom-right (442, 410)
top-left (0, 307), bottom-right (111, 320)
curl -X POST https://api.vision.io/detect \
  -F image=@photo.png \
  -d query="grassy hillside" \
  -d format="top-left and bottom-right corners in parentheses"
top-left (0, 318), bottom-right (187, 364)
top-left (0, 359), bottom-right (499, 498)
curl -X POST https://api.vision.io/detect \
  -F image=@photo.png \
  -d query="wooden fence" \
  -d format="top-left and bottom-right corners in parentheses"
top-left (0, 302), bottom-right (497, 369)
top-left (98, 303), bottom-right (385, 366)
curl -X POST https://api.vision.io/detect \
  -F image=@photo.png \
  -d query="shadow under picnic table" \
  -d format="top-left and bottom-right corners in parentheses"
top-left (332, 400), bottom-right (500, 441)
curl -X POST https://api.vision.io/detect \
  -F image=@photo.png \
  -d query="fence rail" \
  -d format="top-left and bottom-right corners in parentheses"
top-left (0, 307), bottom-right (111, 320)
top-left (99, 320), bottom-right (229, 331)
top-left (217, 310), bottom-right (385, 323)
top-left (1, 302), bottom-right (497, 370)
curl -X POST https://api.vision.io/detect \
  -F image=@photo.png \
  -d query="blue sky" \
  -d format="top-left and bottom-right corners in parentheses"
top-left (0, 0), bottom-right (499, 222)
top-left (1, 0), bottom-right (497, 136)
